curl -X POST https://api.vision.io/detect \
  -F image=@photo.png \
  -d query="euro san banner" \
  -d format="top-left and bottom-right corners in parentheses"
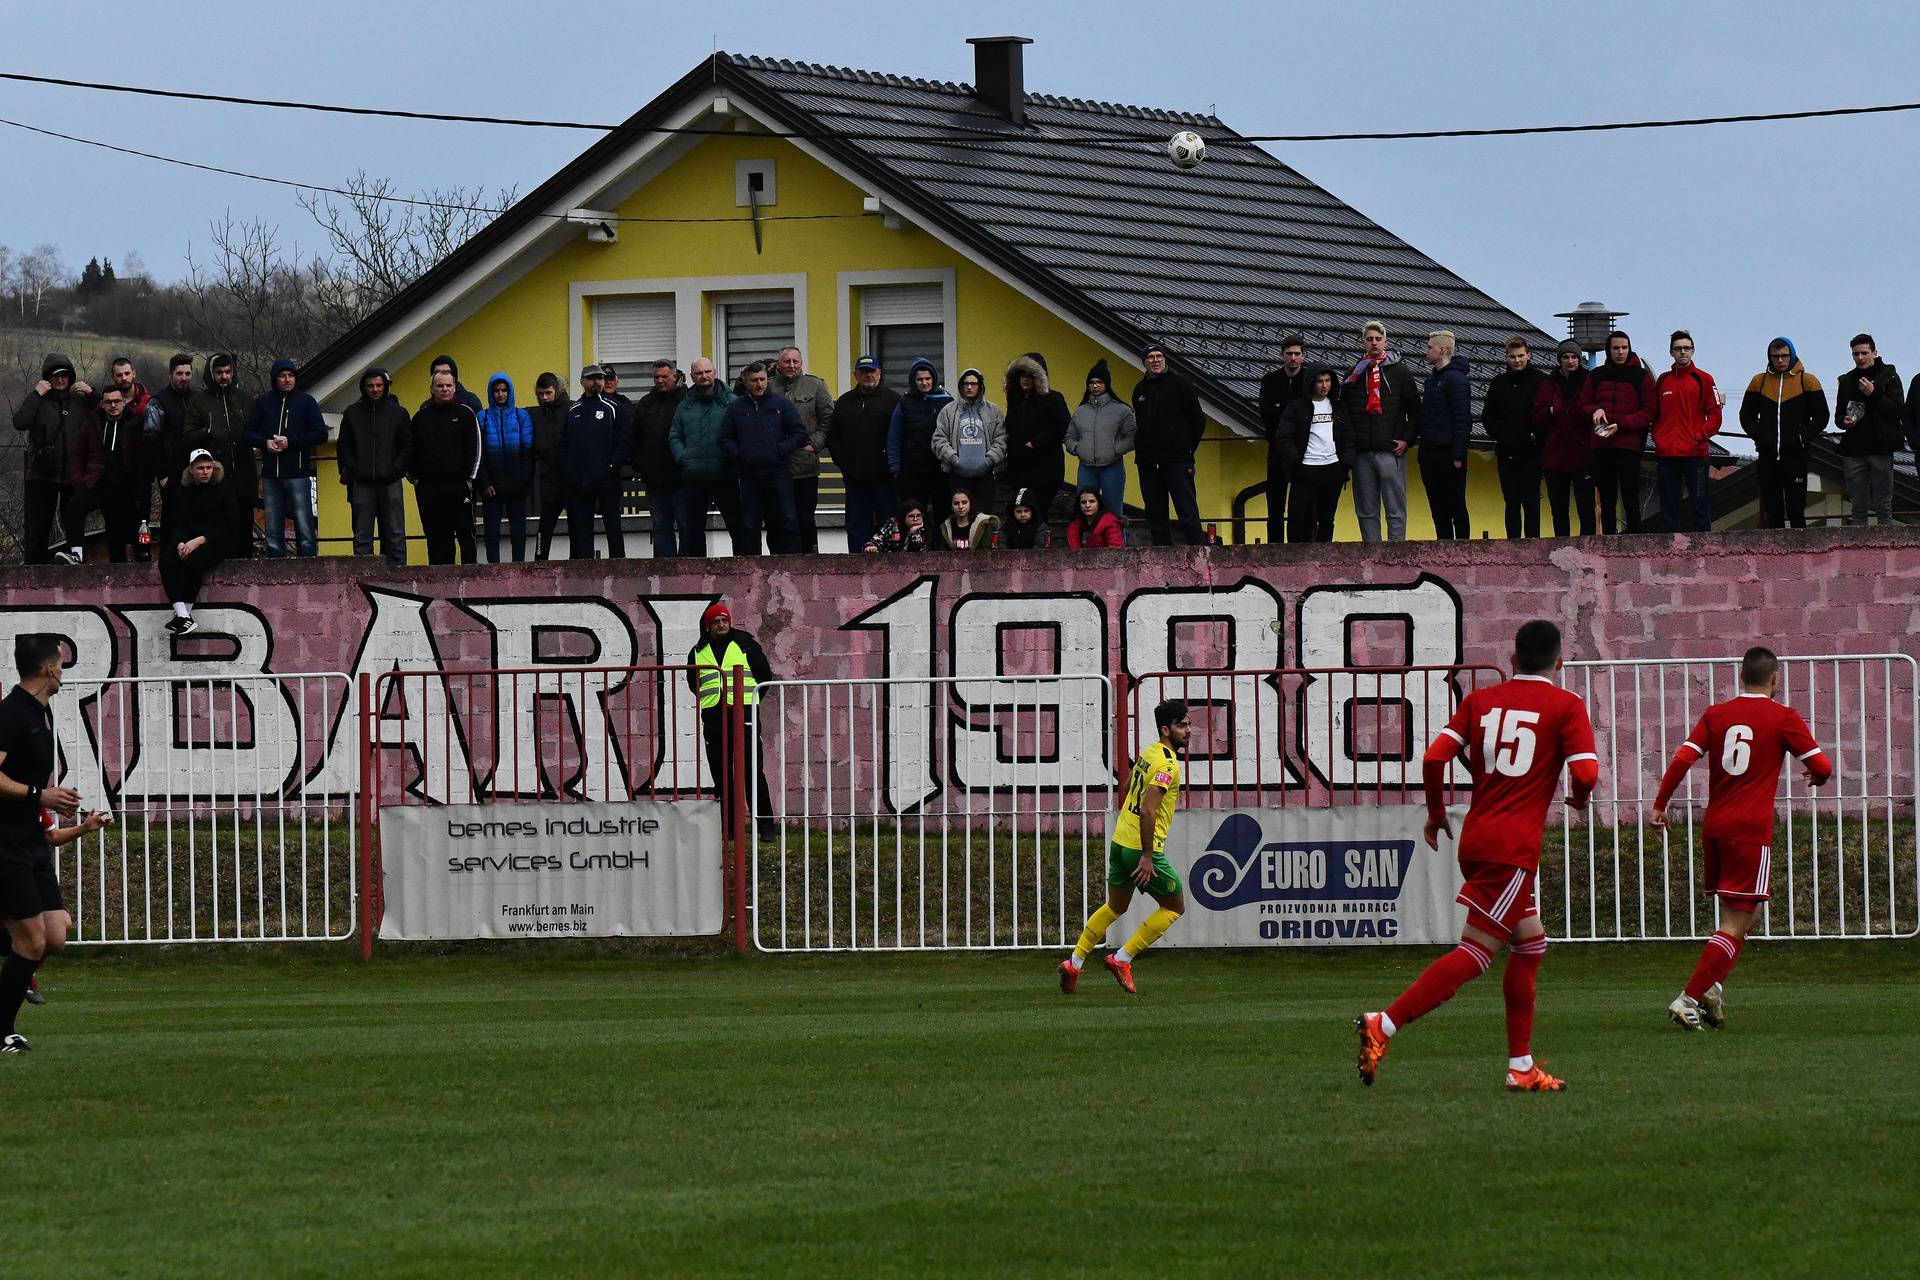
top-left (379, 800), bottom-right (723, 940)
top-left (1114, 804), bottom-right (1468, 947)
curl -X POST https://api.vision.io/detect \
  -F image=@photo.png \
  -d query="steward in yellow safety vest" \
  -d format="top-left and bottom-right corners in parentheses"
top-left (686, 600), bottom-right (777, 834)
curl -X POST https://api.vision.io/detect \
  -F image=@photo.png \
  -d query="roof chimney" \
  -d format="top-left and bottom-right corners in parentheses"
top-left (967, 36), bottom-right (1033, 127)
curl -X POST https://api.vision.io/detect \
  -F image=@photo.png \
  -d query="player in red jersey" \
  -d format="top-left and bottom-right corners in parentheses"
top-left (1650, 646), bottom-right (1831, 1030)
top-left (1356, 620), bottom-right (1599, 1092)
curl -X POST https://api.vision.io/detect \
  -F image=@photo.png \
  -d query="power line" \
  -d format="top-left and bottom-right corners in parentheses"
top-left (4, 66), bottom-right (1919, 142)
top-left (0, 115), bottom-right (875, 224)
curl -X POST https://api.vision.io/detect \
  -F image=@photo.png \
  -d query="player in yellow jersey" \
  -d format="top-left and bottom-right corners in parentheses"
top-left (1059, 699), bottom-right (1191, 994)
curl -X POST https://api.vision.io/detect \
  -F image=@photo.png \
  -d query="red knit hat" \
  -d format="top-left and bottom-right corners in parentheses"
top-left (701, 601), bottom-right (731, 631)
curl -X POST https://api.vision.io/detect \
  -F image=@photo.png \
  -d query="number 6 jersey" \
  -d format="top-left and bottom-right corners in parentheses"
top-left (1654, 694), bottom-right (1831, 842)
top-left (1427, 674), bottom-right (1600, 871)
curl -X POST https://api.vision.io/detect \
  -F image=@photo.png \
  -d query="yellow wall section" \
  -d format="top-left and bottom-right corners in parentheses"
top-left (311, 131), bottom-right (1513, 551)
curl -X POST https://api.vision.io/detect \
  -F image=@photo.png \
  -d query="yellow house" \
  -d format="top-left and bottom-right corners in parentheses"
top-left (300, 37), bottom-right (1558, 549)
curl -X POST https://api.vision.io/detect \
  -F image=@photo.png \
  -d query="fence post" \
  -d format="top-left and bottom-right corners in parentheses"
top-left (1114, 670), bottom-right (1132, 783)
top-left (730, 667), bottom-right (749, 955)
top-left (357, 671), bottom-right (376, 960)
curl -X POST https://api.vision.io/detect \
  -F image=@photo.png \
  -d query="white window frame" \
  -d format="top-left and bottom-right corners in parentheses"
top-left (568, 273), bottom-right (809, 389)
top-left (836, 268), bottom-right (957, 397)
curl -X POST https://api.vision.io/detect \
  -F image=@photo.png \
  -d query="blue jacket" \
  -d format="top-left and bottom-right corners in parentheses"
top-left (242, 358), bottom-right (328, 479)
top-left (1419, 353), bottom-right (1474, 462)
top-left (719, 389), bottom-right (806, 476)
top-left (478, 373), bottom-right (535, 497)
top-left (560, 391), bottom-right (632, 493)
top-left (886, 358), bottom-right (952, 477)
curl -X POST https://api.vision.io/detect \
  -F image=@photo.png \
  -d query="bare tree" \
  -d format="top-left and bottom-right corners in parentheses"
top-left (179, 214), bottom-right (331, 392)
top-left (17, 244), bottom-right (66, 321)
top-left (298, 172), bottom-right (515, 333)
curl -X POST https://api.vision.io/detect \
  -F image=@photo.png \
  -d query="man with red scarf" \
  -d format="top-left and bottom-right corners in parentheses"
top-left (1341, 321), bottom-right (1421, 542)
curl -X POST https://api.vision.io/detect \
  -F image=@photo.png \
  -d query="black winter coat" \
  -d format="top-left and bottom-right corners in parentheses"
top-left (1832, 361), bottom-right (1905, 457)
top-left (1482, 366), bottom-right (1549, 460)
top-left (633, 387), bottom-right (683, 488)
top-left (1258, 366), bottom-right (1311, 439)
top-left (1004, 391), bottom-right (1070, 486)
top-left (337, 394), bottom-right (413, 485)
top-left (10, 354), bottom-right (91, 485)
top-left (168, 470), bottom-right (241, 551)
top-left (1340, 357), bottom-right (1421, 453)
top-left (1272, 393), bottom-right (1352, 473)
top-left (408, 400), bottom-right (485, 488)
top-left (530, 398), bottom-right (570, 504)
top-left (1130, 371), bottom-right (1205, 463)
top-left (560, 393), bottom-right (630, 492)
top-left (830, 385), bottom-right (901, 485)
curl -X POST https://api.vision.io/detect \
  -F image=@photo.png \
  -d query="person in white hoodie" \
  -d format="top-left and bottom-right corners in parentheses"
top-left (932, 367), bottom-right (1007, 516)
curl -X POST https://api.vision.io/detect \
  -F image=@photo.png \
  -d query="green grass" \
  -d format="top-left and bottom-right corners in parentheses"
top-left (8, 945), bottom-right (1918, 1278)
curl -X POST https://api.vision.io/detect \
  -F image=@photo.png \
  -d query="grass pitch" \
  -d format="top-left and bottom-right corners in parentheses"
top-left (7, 944), bottom-right (1916, 1278)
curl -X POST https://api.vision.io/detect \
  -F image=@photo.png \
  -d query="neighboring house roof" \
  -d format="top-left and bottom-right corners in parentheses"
top-left (301, 49), bottom-right (1561, 437)
top-left (1709, 439), bottom-right (1920, 520)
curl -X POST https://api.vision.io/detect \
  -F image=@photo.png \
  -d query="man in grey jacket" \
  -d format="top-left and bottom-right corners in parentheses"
top-left (933, 367), bottom-right (1007, 515)
top-left (769, 347), bottom-right (834, 554)
top-left (1064, 358), bottom-right (1136, 523)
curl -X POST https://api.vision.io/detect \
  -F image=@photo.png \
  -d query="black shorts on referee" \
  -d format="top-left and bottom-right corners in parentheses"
top-left (0, 834), bottom-right (62, 921)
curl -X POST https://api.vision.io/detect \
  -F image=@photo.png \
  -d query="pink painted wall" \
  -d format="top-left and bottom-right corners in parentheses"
top-left (3, 528), bottom-right (1915, 810)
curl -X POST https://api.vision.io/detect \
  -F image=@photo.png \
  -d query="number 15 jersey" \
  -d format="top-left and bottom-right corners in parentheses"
top-left (1433, 675), bottom-right (1599, 872)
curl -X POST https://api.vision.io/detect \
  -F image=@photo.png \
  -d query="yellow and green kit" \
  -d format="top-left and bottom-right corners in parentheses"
top-left (1109, 740), bottom-right (1183, 895)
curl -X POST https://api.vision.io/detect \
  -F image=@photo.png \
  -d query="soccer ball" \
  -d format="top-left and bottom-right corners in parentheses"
top-left (1167, 131), bottom-right (1207, 170)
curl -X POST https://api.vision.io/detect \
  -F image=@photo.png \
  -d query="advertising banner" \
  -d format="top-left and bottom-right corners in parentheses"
top-left (379, 800), bottom-right (723, 940)
top-left (1114, 805), bottom-right (1468, 947)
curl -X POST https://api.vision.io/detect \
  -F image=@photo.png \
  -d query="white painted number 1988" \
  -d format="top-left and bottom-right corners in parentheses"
top-left (1478, 708), bottom-right (1541, 777)
top-left (1721, 724), bottom-right (1753, 776)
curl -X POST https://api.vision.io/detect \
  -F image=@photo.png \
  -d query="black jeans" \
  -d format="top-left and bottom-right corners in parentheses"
top-left (536, 485), bottom-right (567, 560)
top-left (1543, 469), bottom-right (1596, 537)
top-left (1496, 454), bottom-right (1541, 539)
top-left (158, 539), bottom-right (226, 606)
top-left (1755, 449), bottom-right (1809, 529)
top-left (62, 483), bottom-right (142, 561)
top-left (1287, 462), bottom-right (1343, 543)
top-left (792, 475), bottom-right (820, 554)
top-left (567, 487), bottom-right (625, 559)
top-left (415, 481), bottom-right (477, 565)
top-left (1136, 459), bottom-right (1203, 545)
top-left (1591, 450), bottom-right (1643, 534)
top-left (700, 705), bottom-right (776, 829)
top-left (22, 482), bottom-right (67, 564)
top-left (1656, 456), bottom-right (1712, 533)
top-left (1418, 449), bottom-right (1471, 540)
top-left (1265, 447), bottom-right (1290, 545)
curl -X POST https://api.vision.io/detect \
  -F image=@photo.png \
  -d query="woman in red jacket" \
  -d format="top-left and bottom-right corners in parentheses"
top-left (1066, 486), bottom-right (1125, 548)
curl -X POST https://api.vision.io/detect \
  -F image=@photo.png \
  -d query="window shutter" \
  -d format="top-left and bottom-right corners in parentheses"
top-left (720, 298), bottom-right (796, 379)
top-left (594, 296), bottom-right (676, 365)
top-left (861, 283), bottom-right (942, 326)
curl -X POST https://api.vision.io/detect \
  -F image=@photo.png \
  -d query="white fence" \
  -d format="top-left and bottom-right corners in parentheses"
top-left (51, 672), bottom-right (356, 944)
top-left (750, 675), bottom-right (1114, 951)
top-left (1551, 655), bottom-right (1918, 942)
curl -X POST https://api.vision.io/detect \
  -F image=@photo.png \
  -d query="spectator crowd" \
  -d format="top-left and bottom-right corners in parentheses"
top-left (12, 324), bottom-right (1920, 609)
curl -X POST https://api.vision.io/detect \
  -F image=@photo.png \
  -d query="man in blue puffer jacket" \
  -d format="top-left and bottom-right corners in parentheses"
top-left (242, 357), bottom-right (327, 557)
top-left (1418, 330), bottom-right (1474, 540)
top-left (478, 373), bottom-right (535, 562)
top-left (719, 360), bottom-right (806, 555)
top-left (561, 365), bottom-right (632, 559)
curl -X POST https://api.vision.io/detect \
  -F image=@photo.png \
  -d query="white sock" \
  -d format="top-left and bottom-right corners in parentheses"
top-left (1113, 948), bottom-right (1134, 964)
top-left (68, 546), bottom-right (82, 558)
top-left (172, 602), bottom-right (191, 618)
top-left (1509, 1054), bottom-right (1534, 1072)
top-left (1378, 1012), bottom-right (1397, 1037)
top-left (1065, 954), bottom-right (1083, 972)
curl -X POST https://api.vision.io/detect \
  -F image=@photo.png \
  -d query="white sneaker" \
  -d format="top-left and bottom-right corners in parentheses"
top-left (0, 1033), bottom-right (29, 1053)
top-left (53, 549), bottom-right (80, 565)
top-left (1698, 982), bottom-right (1725, 1029)
top-left (1668, 993), bottom-right (1705, 1031)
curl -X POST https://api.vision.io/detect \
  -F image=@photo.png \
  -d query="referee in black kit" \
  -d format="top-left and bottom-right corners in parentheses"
top-left (0, 634), bottom-right (107, 1053)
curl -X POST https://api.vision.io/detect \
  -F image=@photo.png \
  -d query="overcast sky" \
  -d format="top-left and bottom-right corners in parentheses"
top-left (5, 0), bottom-right (1919, 389)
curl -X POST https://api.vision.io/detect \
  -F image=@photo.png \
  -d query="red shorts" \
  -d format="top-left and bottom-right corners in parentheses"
top-left (1455, 861), bottom-right (1537, 940)
top-left (1704, 837), bottom-right (1771, 905)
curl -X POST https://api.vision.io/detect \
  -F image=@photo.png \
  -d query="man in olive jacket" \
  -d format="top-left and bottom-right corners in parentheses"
top-left (183, 353), bottom-right (257, 557)
top-left (769, 346), bottom-right (834, 554)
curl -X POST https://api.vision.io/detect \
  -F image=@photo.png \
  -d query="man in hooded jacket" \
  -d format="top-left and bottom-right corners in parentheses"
top-left (243, 358), bottom-right (328, 557)
top-left (419, 354), bottom-right (484, 415)
top-left (887, 358), bottom-right (953, 512)
top-left (336, 367), bottom-right (412, 565)
top-left (934, 367), bottom-right (1008, 517)
top-left (184, 354), bottom-right (257, 557)
top-left (1738, 338), bottom-right (1828, 531)
top-left (1576, 330), bottom-right (1657, 534)
top-left (11, 353), bottom-right (96, 563)
top-left (1005, 352), bottom-right (1071, 528)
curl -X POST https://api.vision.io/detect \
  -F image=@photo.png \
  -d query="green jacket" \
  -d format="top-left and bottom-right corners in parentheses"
top-left (184, 360), bottom-right (258, 501)
top-left (669, 385), bottom-right (735, 484)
